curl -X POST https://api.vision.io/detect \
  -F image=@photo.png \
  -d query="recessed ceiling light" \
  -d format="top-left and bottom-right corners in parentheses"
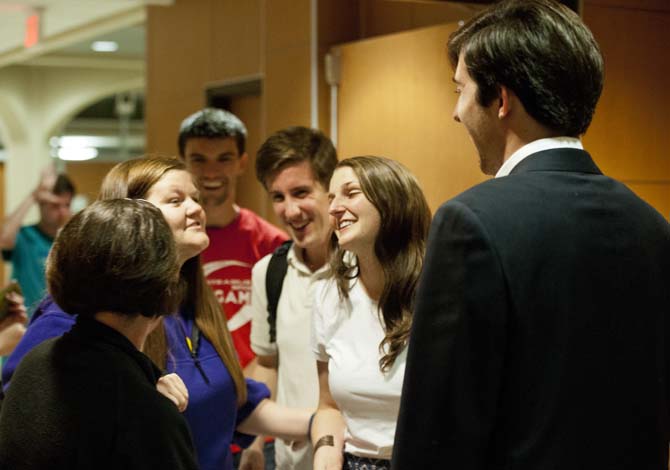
top-left (91, 41), bottom-right (118, 52)
top-left (57, 147), bottom-right (98, 161)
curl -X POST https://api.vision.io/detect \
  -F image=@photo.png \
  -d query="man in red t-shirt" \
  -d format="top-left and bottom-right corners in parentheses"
top-left (178, 108), bottom-right (287, 468)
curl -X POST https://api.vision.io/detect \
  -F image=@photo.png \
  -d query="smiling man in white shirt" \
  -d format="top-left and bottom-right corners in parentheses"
top-left (249, 126), bottom-right (337, 470)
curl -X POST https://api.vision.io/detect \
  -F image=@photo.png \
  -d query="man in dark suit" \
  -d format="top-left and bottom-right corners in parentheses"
top-left (392, 1), bottom-right (670, 469)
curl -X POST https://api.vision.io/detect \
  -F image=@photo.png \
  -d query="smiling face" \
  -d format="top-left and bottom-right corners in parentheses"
top-left (328, 166), bottom-right (381, 257)
top-left (267, 160), bottom-right (331, 258)
top-left (453, 54), bottom-right (505, 176)
top-left (145, 169), bottom-right (209, 264)
top-left (183, 137), bottom-right (247, 207)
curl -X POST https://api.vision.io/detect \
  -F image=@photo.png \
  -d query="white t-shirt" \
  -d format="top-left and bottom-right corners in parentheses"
top-left (250, 245), bottom-right (327, 470)
top-left (312, 278), bottom-right (406, 459)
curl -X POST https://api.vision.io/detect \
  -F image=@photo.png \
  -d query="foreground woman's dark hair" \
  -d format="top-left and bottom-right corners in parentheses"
top-left (47, 198), bottom-right (182, 318)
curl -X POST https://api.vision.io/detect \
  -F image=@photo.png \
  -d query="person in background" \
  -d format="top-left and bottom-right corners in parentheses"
top-left (179, 108), bottom-right (288, 469)
top-left (310, 156), bottom-right (431, 470)
top-left (0, 198), bottom-right (199, 469)
top-left (249, 126), bottom-right (337, 469)
top-left (2, 157), bottom-right (312, 470)
top-left (393, 1), bottom-right (670, 469)
top-left (0, 167), bottom-right (75, 312)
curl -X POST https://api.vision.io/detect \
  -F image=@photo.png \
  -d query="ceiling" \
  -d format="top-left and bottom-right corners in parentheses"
top-left (0, 0), bottom-right (520, 162)
top-left (0, 1), bottom-right (170, 67)
top-left (0, 1), bottom-right (167, 161)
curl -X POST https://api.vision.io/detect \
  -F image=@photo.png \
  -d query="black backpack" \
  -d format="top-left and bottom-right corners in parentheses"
top-left (265, 240), bottom-right (293, 343)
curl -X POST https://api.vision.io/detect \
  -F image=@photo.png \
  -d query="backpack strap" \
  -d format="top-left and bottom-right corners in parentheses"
top-left (265, 240), bottom-right (293, 343)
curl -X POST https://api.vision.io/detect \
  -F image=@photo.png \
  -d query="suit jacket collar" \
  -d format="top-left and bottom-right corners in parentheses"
top-left (510, 148), bottom-right (602, 176)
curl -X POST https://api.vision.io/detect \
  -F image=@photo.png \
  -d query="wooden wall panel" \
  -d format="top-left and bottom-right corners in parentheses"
top-left (583, 2), bottom-right (670, 217)
top-left (146, 0), bottom-right (263, 156)
top-left (265, 0), bottom-right (311, 53)
top-left (210, 1), bottom-right (262, 80)
top-left (318, 0), bottom-right (361, 135)
top-left (146, 0), bottom-right (212, 155)
top-left (625, 183), bottom-right (670, 220)
top-left (336, 23), bottom-right (487, 213)
top-left (358, 0), bottom-right (484, 39)
top-left (228, 94), bottom-right (277, 221)
top-left (585, 0), bottom-right (670, 11)
top-left (318, 0), bottom-right (360, 46)
top-left (65, 162), bottom-right (117, 202)
top-left (264, 44), bottom-right (312, 134)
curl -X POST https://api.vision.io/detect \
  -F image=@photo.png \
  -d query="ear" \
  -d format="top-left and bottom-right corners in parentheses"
top-left (238, 152), bottom-right (249, 173)
top-left (498, 85), bottom-right (512, 119)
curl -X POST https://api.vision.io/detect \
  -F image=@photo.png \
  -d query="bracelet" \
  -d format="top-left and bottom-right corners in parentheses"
top-left (313, 435), bottom-right (335, 454)
top-left (307, 412), bottom-right (316, 439)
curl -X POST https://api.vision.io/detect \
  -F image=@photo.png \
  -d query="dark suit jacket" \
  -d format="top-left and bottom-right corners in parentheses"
top-left (392, 149), bottom-right (670, 470)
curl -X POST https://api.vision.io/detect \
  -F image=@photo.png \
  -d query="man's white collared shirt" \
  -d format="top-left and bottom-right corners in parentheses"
top-left (495, 137), bottom-right (583, 178)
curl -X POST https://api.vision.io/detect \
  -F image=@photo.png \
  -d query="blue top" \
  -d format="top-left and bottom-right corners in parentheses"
top-left (1, 225), bottom-right (53, 312)
top-left (2, 296), bottom-right (270, 470)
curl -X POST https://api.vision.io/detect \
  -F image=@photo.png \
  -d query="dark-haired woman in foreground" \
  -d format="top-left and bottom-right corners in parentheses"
top-left (310, 156), bottom-right (431, 470)
top-left (0, 199), bottom-right (198, 469)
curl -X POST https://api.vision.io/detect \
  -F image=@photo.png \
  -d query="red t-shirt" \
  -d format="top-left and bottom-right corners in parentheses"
top-left (201, 208), bottom-right (288, 368)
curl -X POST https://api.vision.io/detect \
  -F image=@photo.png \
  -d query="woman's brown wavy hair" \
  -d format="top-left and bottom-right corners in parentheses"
top-left (330, 156), bottom-right (431, 372)
top-left (98, 155), bottom-right (246, 405)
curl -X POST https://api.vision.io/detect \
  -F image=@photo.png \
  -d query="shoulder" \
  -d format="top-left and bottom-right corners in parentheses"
top-left (239, 208), bottom-right (288, 241)
top-left (2, 298), bottom-right (75, 386)
top-left (12, 225), bottom-right (33, 245)
top-left (20, 225), bottom-right (52, 243)
top-left (313, 277), bottom-right (339, 313)
top-left (12, 336), bottom-right (57, 370)
top-left (251, 252), bottom-right (273, 279)
top-left (241, 378), bottom-right (271, 412)
top-left (238, 208), bottom-right (272, 230)
top-left (450, 177), bottom-right (515, 209)
top-left (19, 224), bottom-right (39, 235)
top-left (27, 298), bottom-right (76, 334)
top-left (431, 177), bottom-right (524, 231)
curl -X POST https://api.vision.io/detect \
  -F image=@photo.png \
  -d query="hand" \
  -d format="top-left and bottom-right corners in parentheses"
top-left (313, 445), bottom-right (343, 470)
top-left (238, 444), bottom-right (265, 470)
top-left (32, 165), bottom-right (59, 204)
top-left (156, 373), bottom-right (189, 412)
top-left (0, 291), bottom-right (28, 331)
top-left (0, 322), bottom-right (26, 356)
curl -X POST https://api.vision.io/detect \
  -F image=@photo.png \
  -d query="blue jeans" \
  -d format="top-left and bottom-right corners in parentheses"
top-left (232, 440), bottom-right (275, 470)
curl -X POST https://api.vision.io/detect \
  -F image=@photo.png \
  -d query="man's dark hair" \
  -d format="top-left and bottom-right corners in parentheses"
top-left (255, 126), bottom-right (337, 189)
top-left (52, 174), bottom-right (75, 196)
top-left (47, 199), bottom-right (182, 318)
top-left (178, 108), bottom-right (247, 156)
top-left (447, 0), bottom-right (604, 136)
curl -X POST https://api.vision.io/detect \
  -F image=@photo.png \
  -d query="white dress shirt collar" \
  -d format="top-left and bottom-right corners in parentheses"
top-left (495, 137), bottom-right (583, 178)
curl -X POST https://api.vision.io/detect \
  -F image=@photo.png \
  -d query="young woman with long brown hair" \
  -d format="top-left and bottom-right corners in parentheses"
top-left (310, 156), bottom-right (431, 470)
